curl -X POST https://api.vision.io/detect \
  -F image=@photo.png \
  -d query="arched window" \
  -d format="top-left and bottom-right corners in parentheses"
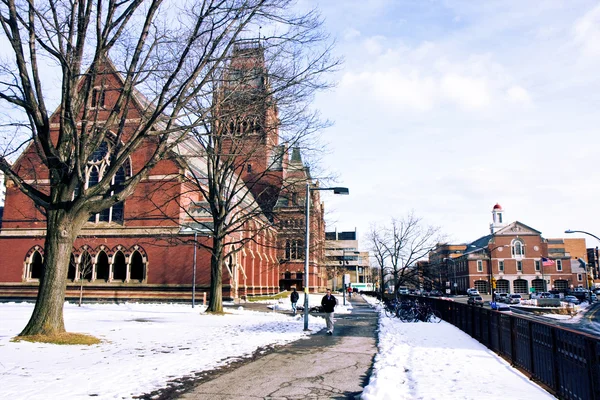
top-left (86, 140), bottom-right (130, 224)
top-left (130, 251), bottom-right (145, 282)
top-left (96, 251), bottom-right (110, 282)
top-left (285, 240), bottom-right (291, 259)
top-left (113, 251), bottom-right (127, 282)
top-left (511, 239), bottom-right (525, 257)
top-left (30, 251), bottom-right (43, 280)
top-left (284, 271), bottom-right (292, 280)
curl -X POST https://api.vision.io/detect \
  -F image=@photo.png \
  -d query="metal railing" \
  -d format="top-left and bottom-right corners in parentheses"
top-left (425, 297), bottom-right (600, 400)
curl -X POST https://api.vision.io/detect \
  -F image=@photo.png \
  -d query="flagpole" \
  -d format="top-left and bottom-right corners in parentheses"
top-left (541, 258), bottom-right (545, 292)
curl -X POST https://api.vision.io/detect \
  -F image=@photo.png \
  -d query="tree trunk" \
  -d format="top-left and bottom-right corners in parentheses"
top-left (19, 210), bottom-right (83, 336)
top-left (79, 281), bottom-right (83, 307)
top-left (208, 236), bottom-right (224, 313)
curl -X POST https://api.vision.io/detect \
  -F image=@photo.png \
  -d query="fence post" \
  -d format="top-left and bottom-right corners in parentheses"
top-left (551, 327), bottom-right (560, 395)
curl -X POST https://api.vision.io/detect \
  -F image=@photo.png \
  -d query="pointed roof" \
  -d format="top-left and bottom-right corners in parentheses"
top-left (495, 221), bottom-right (541, 236)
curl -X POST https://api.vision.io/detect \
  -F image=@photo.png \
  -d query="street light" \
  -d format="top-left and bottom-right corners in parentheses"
top-left (303, 185), bottom-right (349, 331)
top-left (565, 229), bottom-right (600, 290)
top-left (470, 244), bottom-right (508, 297)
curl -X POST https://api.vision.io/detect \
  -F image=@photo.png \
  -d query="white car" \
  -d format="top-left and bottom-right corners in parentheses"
top-left (467, 288), bottom-right (480, 296)
top-left (508, 294), bottom-right (522, 304)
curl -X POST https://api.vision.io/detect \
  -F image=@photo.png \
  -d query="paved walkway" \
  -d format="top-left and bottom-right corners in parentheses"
top-left (178, 296), bottom-right (378, 399)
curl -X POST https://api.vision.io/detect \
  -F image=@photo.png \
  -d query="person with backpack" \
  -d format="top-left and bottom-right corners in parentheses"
top-left (321, 288), bottom-right (338, 335)
top-left (290, 288), bottom-right (299, 315)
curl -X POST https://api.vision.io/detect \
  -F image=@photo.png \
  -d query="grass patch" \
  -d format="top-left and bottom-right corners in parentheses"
top-left (247, 291), bottom-right (290, 302)
top-left (12, 332), bottom-right (101, 346)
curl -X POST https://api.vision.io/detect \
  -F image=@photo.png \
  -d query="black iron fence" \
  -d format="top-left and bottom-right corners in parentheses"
top-left (426, 297), bottom-right (600, 400)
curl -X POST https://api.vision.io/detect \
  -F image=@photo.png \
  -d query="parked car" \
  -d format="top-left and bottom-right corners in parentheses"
top-left (508, 294), bottom-right (522, 304)
top-left (491, 302), bottom-right (511, 312)
top-left (496, 293), bottom-right (508, 303)
top-left (467, 296), bottom-right (484, 307)
top-left (564, 295), bottom-right (580, 304)
top-left (398, 287), bottom-right (409, 295)
top-left (467, 288), bottom-right (479, 296)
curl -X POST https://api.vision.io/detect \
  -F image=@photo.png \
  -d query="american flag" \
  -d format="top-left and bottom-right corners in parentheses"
top-left (541, 257), bottom-right (555, 267)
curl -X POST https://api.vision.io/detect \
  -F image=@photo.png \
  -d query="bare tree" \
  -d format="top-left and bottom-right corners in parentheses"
top-left (0, 0), bottom-right (335, 335)
top-left (172, 22), bottom-right (338, 311)
top-left (77, 252), bottom-right (94, 307)
top-left (368, 212), bottom-right (444, 297)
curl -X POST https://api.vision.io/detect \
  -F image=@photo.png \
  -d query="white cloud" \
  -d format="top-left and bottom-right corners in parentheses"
top-left (573, 4), bottom-right (600, 59)
top-left (343, 28), bottom-right (361, 41)
top-left (441, 73), bottom-right (490, 110)
top-left (506, 85), bottom-right (532, 105)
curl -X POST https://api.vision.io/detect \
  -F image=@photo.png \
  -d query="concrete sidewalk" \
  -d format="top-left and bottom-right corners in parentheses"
top-left (178, 296), bottom-right (378, 399)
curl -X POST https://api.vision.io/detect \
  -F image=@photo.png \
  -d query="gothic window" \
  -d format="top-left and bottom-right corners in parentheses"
top-left (86, 141), bottom-right (130, 224)
top-left (511, 239), bottom-right (525, 257)
top-left (130, 251), bottom-right (145, 281)
top-left (96, 251), bottom-right (110, 281)
top-left (285, 240), bottom-right (291, 259)
top-left (91, 88), bottom-right (106, 108)
top-left (517, 261), bottom-right (522, 271)
top-left (289, 240), bottom-right (304, 259)
top-left (535, 260), bottom-right (540, 271)
top-left (498, 260), bottom-right (504, 272)
top-left (556, 259), bottom-right (563, 271)
top-left (477, 260), bottom-right (483, 272)
top-left (284, 271), bottom-right (292, 280)
top-left (30, 251), bottom-right (43, 280)
top-left (113, 251), bottom-right (127, 282)
top-left (247, 164), bottom-right (252, 173)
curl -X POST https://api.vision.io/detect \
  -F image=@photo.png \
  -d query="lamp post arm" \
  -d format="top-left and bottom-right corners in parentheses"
top-left (565, 229), bottom-right (600, 243)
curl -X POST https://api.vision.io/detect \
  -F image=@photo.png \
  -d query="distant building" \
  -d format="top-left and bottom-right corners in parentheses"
top-left (429, 204), bottom-right (588, 294)
top-left (323, 229), bottom-right (371, 291)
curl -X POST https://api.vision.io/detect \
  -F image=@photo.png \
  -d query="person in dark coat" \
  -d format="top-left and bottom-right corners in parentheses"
top-left (290, 288), bottom-right (299, 315)
top-left (321, 288), bottom-right (338, 335)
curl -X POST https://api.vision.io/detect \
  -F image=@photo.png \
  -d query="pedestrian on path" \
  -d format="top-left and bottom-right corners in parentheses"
top-left (321, 288), bottom-right (338, 335)
top-left (290, 288), bottom-right (299, 315)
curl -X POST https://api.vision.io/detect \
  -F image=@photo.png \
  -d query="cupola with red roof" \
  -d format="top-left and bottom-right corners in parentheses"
top-left (490, 203), bottom-right (505, 234)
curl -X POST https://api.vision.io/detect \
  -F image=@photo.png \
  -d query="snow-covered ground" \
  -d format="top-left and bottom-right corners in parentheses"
top-left (0, 295), bottom-right (334, 399)
top-left (360, 295), bottom-right (555, 400)
top-left (1, 294), bottom-right (554, 399)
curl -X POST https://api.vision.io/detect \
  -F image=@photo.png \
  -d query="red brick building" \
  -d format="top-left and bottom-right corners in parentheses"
top-left (0, 42), bottom-right (327, 302)
top-left (430, 204), bottom-right (588, 295)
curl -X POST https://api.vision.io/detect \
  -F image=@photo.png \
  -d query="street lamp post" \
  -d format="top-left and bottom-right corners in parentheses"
top-left (470, 244), bottom-right (508, 298)
top-left (303, 184), bottom-right (349, 331)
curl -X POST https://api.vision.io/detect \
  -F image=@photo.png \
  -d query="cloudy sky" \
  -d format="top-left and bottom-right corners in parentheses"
top-left (306, 0), bottom-right (600, 248)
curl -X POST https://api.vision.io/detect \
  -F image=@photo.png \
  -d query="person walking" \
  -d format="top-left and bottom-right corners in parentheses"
top-left (290, 288), bottom-right (299, 315)
top-left (321, 288), bottom-right (338, 335)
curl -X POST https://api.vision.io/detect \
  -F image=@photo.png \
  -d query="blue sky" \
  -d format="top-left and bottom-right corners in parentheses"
top-left (307, 0), bottom-right (600, 248)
